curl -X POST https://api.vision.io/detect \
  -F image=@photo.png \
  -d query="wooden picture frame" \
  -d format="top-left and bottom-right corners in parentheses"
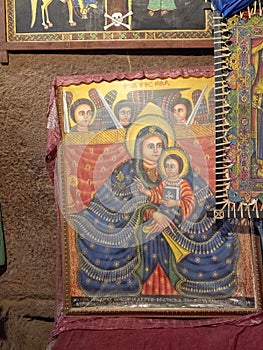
top-left (0, 0), bottom-right (214, 62)
top-left (46, 67), bottom-right (263, 316)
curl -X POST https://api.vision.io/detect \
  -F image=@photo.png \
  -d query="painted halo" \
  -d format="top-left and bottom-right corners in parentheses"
top-left (125, 114), bottom-right (175, 158)
top-left (158, 147), bottom-right (190, 179)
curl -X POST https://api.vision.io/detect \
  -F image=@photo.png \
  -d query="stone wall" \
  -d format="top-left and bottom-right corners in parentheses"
top-left (0, 50), bottom-right (213, 350)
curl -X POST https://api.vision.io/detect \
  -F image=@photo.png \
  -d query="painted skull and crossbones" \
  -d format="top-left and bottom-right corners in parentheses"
top-left (104, 11), bottom-right (133, 30)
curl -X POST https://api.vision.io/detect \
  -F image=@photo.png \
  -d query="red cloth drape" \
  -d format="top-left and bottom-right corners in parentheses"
top-left (50, 311), bottom-right (263, 350)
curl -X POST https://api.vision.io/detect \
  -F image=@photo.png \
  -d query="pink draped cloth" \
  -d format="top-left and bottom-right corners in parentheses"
top-left (46, 69), bottom-right (263, 350)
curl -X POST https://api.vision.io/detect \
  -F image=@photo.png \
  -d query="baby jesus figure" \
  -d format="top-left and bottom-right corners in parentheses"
top-left (135, 147), bottom-right (196, 225)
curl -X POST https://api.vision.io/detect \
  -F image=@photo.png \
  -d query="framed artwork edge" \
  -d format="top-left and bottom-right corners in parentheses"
top-left (213, 9), bottom-right (263, 219)
top-left (48, 66), bottom-right (263, 317)
top-left (0, 0), bottom-right (214, 63)
top-left (61, 223), bottom-right (263, 317)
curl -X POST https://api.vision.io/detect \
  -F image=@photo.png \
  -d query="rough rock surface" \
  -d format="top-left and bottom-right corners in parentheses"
top-left (0, 50), bottom-right (213, 349)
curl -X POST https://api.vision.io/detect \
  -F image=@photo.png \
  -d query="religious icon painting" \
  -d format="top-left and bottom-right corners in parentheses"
top-left (213, 3), bottom-right (263, 219)
top-left (1, 0), bottom-right (213, 53)
top-left (46, 67), bottom-right (263, 317)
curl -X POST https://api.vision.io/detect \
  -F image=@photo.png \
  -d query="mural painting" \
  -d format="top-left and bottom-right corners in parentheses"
top-left (5, 0), bottom-right (213, 44)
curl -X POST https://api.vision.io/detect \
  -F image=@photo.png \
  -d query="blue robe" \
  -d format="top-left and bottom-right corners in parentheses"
top-left (69, 159), bottom-right (239, 298)
top-left (212, 0), bottom-right (254, 17)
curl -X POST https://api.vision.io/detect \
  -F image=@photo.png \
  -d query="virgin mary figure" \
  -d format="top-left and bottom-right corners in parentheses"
top-left (68, 114), bottom-right (240, 298)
